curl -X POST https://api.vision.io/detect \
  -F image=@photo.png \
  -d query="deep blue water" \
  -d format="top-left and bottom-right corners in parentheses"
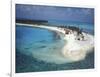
top-left (16, 22), bottom-right (94, 73)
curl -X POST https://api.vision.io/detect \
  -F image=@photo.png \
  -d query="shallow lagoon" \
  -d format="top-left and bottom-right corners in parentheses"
top-left (16, 23), bottom-right (94, 73)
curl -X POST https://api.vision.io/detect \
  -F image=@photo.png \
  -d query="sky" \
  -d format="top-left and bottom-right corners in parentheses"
top-left (16, 4), bottom-right (94, 24)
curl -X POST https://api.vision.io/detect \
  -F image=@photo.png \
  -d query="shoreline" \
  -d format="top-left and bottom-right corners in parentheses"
top-left (16, 23), bottom-right (94, 64)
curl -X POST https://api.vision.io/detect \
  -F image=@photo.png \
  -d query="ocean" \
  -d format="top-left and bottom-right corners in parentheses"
top-left (16, 22), bottom-right (94, 73)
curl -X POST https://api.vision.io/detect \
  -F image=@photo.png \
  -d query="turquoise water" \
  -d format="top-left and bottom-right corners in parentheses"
top-left (16, 23), bottom-right (94, 73)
